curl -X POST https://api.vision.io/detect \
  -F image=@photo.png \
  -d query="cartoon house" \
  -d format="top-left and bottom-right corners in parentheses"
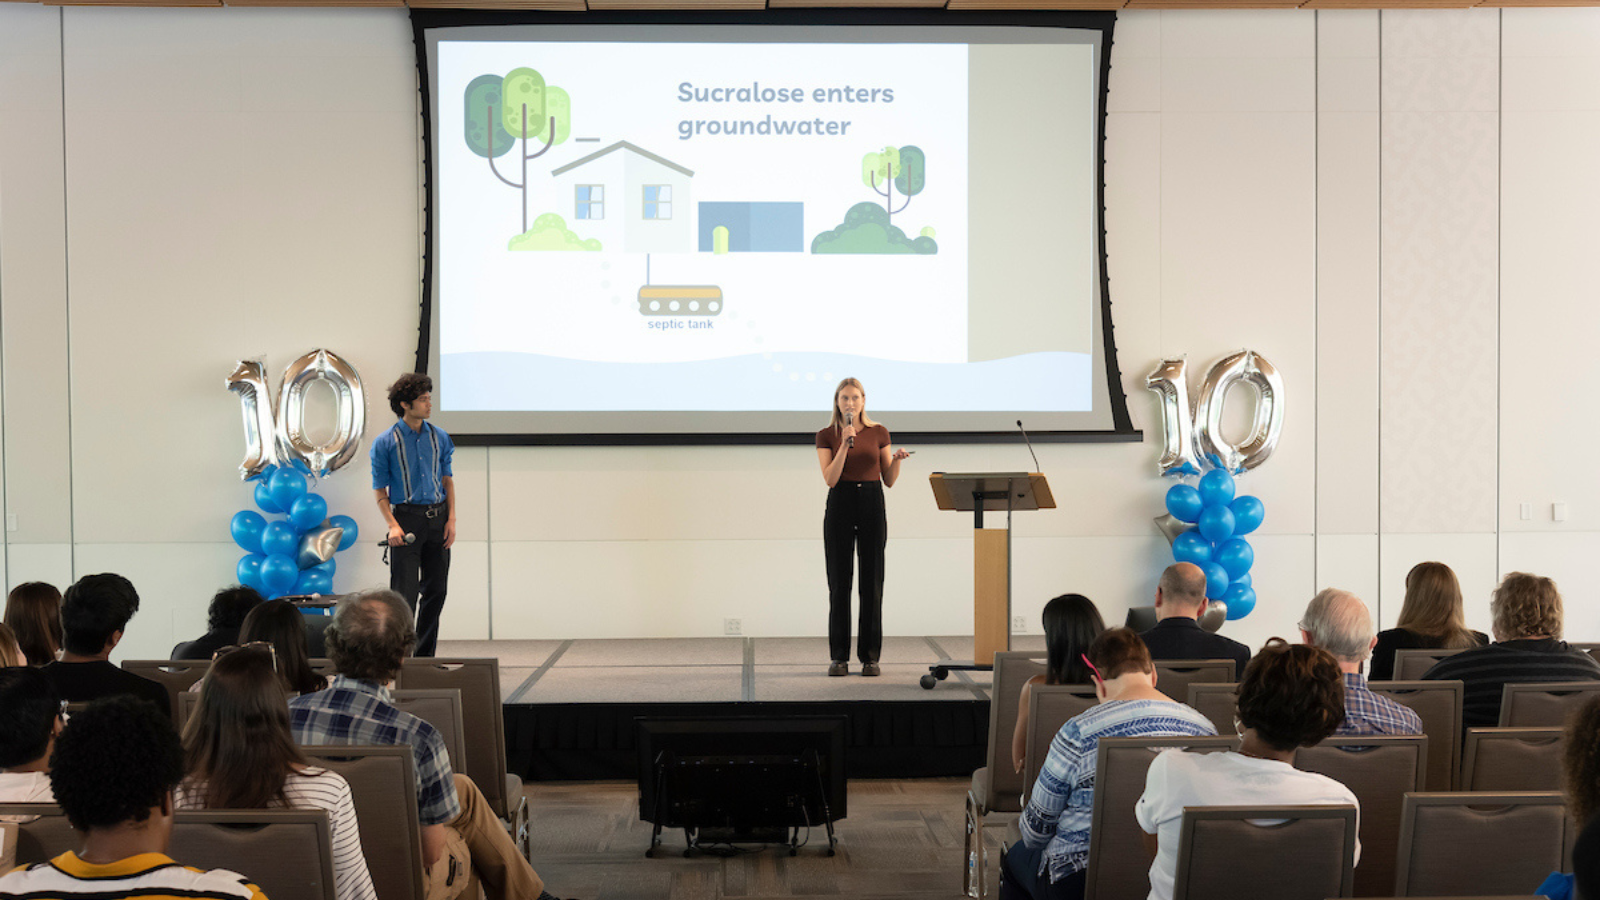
top-left (549, 141), bottom-right (693, 254)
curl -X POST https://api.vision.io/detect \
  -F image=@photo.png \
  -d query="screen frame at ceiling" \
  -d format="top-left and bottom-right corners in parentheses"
top-left (410, 8), bottom-right (1141, 447)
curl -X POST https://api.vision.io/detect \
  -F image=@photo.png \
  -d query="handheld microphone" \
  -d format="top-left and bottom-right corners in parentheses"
top-left (845, 412), bottom-right (855, 449)
top-left (376, 533), bottom-right (416, 547)
top-left (1017, 420), bottom-right (1041, 474)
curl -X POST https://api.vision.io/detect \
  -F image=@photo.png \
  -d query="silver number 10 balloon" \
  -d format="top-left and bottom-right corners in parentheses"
top-left (1146, 350), bottom-right (1285, 475)
top-left (226, 349), bottom-right (367, 480)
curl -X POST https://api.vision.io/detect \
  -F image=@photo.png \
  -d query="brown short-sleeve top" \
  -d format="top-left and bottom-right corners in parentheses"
top-left (817, 423), bottom-right (890, 482)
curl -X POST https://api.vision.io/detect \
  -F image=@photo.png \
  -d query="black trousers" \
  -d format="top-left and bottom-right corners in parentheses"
top-left (824, 480), bottom-right (886, 664)
top-left (1001, 840), bottom-right (1086, 900)
top-left (390, 502), bottom-right (451, 657)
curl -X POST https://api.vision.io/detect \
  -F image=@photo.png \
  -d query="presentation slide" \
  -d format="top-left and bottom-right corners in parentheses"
top-left (420, 20), bottom-right (1120, 440)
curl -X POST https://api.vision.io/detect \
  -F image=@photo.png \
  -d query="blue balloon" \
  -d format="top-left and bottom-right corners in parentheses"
top-left (312, 558), bottom-right (336, 578)
top-left (328, 515), bottom-right (359, 551)
top-left (1197, 469), bottom-right (1237, 507)
top-left (254, 481), bottom-right (284, 515)
top-left (1216, 538), bottom-right (1255, 580)
top-left (294, 569), bottom-right (333, 595)
top-left (261, 521), bottom-right (298, 557)
top-left (1202, 562), bottom-right (1231, 599)
top-left (1230, 495), bottom-right (1265, 536)
top-left (230, 511), bottom-right (267, 554)
top-left (260, 553), bottom-right (299, 593)
top-left (237, 553), bottom-right (266, 590)
top-left (269, 467), bottom-right (308, 511)
top-left (249, 463), bottom-right (277, 484)
top-left (289, 493), bottom-right (329, 532)
top-left (1165, 484), bottom-right (1204, 524)
top-left (1223, 585), bottom-right (1257, 620)
top-left (1233, 572), bottom-right (1252, 590)
top-left (1173, 531), bottom-right (1213, 566)
top-left (1197, 505), bottom-right (1236, 543)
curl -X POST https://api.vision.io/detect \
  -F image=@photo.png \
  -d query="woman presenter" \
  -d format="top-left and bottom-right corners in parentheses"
top-left (816, 378), bottom-right (911, 677)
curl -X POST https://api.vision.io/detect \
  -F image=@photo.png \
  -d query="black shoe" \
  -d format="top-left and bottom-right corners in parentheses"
top-left (861, 661), bottom-right (881, 677)
top-left (828, 661), bottom-right (849, 676)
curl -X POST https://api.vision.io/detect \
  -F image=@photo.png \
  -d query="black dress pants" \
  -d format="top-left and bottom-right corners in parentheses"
top-left (824, 480), bottom-right (886, 664)
top-left (390, 502), bottom-right (451, 657)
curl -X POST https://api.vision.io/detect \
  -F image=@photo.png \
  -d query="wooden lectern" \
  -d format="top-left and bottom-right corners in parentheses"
top-left (922, 472), bottom-right (1055, 689)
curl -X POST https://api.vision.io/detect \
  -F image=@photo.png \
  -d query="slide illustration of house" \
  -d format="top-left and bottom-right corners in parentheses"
top-left (551, 141), bottom-right (694, 254)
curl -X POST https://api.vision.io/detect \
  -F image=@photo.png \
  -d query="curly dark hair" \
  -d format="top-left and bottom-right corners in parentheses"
top-left (60, 573), bottom-right (140, 657)
top-left (1564, 694), bottom-right (1600, 825)
top-left (387, 373), bottom-right (433, 418)
top-left (325, 590), bottom-right (416, 683)
top-left (208, 584), bottom-right (265, 632)
top-left (50, 696), bottom-right (183, 832)
top-left (1237, 638), bottom-right (1345, 752)
top-left (0, 667), bottom-right (60, 768)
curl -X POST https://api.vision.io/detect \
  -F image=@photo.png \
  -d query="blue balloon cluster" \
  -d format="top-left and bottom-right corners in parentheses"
top-left (1164, 470), bottom-right (1264, 620)
top-left (230, 465), bottom-right (359, 599)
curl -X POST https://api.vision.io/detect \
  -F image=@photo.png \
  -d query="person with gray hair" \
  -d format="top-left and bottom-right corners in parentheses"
top-left (1139, 563), bottom-right (1253, 678)
top-left (1298, 588), bottom-right (1421, 736)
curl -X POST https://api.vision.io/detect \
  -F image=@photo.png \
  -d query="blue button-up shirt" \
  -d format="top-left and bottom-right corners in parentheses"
top-left (1339, 671), bottom-right (1424, 736)
top-left (371, 421), bottom-right (453, 506)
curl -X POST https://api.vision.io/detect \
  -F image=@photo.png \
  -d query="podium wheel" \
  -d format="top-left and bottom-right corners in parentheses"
top-left (920, 674), bottom-right (937, 690)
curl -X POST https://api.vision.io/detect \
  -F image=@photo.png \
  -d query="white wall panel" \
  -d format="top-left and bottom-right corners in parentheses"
top-left (1316, 534), bottom-right (1381, 613)
top-left (1377, 532), bottom-right (1498, 633)
top-left (1498, 532), bottom-right (1600, 642)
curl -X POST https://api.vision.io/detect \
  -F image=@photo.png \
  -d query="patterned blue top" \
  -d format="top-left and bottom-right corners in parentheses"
top-left (1338, 672), bottom-right (1423, 736)
top-left (1018, 698), bottom-right (1216, 882)
top-left (370, 421), bottom-right (453, 506)
top-left (289, 675), bottom-right (461, 826)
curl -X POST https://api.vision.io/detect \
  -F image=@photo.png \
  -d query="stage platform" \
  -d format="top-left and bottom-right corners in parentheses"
top-left (437, 634), bottom-right (1047, 781)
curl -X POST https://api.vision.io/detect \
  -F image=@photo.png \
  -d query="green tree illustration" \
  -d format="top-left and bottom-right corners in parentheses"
top-left (860, 144), bottom-right (926, 223)
top-left (464, 68), bottom-right (572, 233)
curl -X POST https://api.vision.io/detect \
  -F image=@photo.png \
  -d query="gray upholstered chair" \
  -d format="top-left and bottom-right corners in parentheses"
top-left (1184, 682), bottom-right (1237, 736)
top-left (1367, 680), bottom-right (1463, 790)
top-left (169, 810), bottom-right (336, 900)
top-left (1392, 649), bottom-right (1464, 681)
top-left (302, 744), bottom-right (425, 900)
top-left (1498, 681), bottom-right (1600, 727)
top-left (1150, 659), bottom-right (1235, 703)
top-left (1460, 727), bottom-right (1566, 791)
top-left (1394, 792), bottom-right (1571, 896)
top-left (175, 690), bottom-right (199, 733)
top-left (391, 687), bottom-right (468, 779)
top-left (1295, 734), bottom-right (1427, 898)
top-left (1020, 684), bottom-right (1100, 799)
top-left (965, 650), bottom-right (1046, 900)
top-left (1082, 735), bottom-right (1234, 900)
top-left (120, 659), bottom-right (210, 714)
top-left (0, 804), bottom-right (75, 865)
top-left (1173, 804), bottom-right (1357, 900)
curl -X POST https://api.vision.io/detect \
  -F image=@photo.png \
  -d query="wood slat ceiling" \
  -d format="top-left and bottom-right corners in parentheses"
top-left (8, 0), bottom-right (1596, 7)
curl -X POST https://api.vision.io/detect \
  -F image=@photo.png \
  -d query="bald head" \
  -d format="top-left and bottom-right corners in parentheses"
top-left (1156, 563), bottom-right (1208, 618)
top-left (1299, 588), bottom-right (1375, 664)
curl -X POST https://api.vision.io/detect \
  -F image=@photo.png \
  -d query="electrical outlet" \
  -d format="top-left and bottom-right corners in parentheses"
top-left (1520, 502), bottom-right (1532, 521)
top-left (1554, 502), bottom-right (1568, 523)
top-left (724, 618), bottom-right (742, 635)
top-left (1012, 616), bottom-right (1026, 632)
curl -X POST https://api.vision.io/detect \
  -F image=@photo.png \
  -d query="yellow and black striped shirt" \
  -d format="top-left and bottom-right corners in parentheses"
top-left (0, 851), bottom-right (268, 899)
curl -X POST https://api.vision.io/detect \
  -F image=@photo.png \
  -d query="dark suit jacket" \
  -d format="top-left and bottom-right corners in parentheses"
top-left (1139, 617), bottom-right (1253, 679)
top-left (171, 628), bottom-right (239, 661)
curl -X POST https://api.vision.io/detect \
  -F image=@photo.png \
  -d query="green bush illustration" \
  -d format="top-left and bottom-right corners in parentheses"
top-left (508, 213), bottom-right (602, 252)
top-left (811, 203), bottom-right (937, 255)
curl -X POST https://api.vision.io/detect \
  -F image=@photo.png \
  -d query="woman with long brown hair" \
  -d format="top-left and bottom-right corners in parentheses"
top-left (178, 645), bottom-right (375, 900)
top-left (4, 582), bottom-right (63, 666)
top-left (240, 599), bottom-right (328, 695)
top-left (1369, 561), bottom-right (1487, 680)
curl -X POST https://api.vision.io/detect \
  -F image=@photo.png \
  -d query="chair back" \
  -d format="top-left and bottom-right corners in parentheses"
top-left (169, 810), bottom-right (336, 900)
top-left (1184, 682), bottom-right (1237, 735)
top-left (1172, 804), bottom-right (1357, 900)
top-left (391, 688), bottom-right (468, 775)
top-left (1570, 641), bottom-right (1600, 665)
top-left (1151, 659), bottom-right (1235, 703)
top-left (1083, 735), bottom-right (1235, 900)
top-left (399, 658), bottom-right (510, 819)
top-left (1295, 734), bottom-right (1427, 897)
top-left (1367, 680), bottom-right (1462, 790)
top-left (1499, 681), bottom-right (1600, 727)
top-left (121, 659), bottom-right (210, 715)
top-left (1392, 649), bottom-right (1463, 681)
top-left (302, 745), bottom-right (424, 900)
top-left (1021, 684), bottom-right (1100, 799)
top-left (1395, 792), bottom-right (1570, 896)
top-left (0, 804), bottom-right (74, 865)
top-left (175, 690), bottom-right (199, 733)
top-left (1460, 727), bottom-right (1566, 791)
top-left (979, 651), bottom-right (1047, 812)
top-left (309, 658), bottom-right (337, 678)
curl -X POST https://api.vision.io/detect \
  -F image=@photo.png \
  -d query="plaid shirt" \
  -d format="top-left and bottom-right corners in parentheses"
top-left (1018, 699), bottom-right (1216, 883)
top-left (1338, 671), bottom-right (1423, 736)
top-left (289, 675), bottom-right (461, 825)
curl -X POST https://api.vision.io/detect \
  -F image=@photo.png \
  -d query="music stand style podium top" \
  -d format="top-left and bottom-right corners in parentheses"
top-left (922, 472), bottom-right (1055, 689)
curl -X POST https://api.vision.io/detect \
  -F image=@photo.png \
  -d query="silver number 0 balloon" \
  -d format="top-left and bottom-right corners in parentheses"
top-left (227, 350), bottom-right (367, 480)
top-left (1147, 351), bottom-right (1284, 475)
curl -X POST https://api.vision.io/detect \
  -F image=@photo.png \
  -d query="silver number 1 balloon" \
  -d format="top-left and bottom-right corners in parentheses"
top-left (1145, 358), bottom-right (1202, 476)
top-left (226, 360), bottom-right (279, 481)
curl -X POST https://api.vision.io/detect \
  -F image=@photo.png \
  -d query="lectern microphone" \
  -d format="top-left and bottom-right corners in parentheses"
top-left (1017, 420), bottom-right (1041, 474)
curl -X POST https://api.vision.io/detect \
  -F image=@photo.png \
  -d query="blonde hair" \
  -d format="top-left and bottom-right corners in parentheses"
top-left (1397, 562), bottom-right (1477, 649)
top-left (1491, 572), bottom-right (1563, 640)
top-left (827, 378), bottom-right (878, 432)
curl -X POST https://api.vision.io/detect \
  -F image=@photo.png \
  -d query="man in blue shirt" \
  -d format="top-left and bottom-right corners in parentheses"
top-left (371, 373), bottom-right (456, 657)
top-left (1298, 588), bottom-right (1423, 736)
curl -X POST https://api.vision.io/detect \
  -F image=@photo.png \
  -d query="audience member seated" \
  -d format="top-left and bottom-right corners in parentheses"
top-left (289, 589), bottom-right (568, 900)
top-left (0, 667), bottom-right (62, 809)
top-left (1136, 640), bottom-right (1358, 900)
top-left (4, 581), bottom-right (63, 666)
top-left (1139, 563), bottom-right (1252, 678)
top-left (0, 624), bottom-right (23, 668)
top-left (1369, 561), bottom-right (1487, 680)
top-left (1002, 628), bottom-right (1215, 900)
top-left (1298, 588), bottom-right (1422, 735)
top-left (1565, 695), bottom-right (1600, 899)
top-left (178, 644), bottom-right (374, 900)
top-left (40, 574), bottom-right (170, 719)
top-left (239, 599), bottom-right (327, 696)
top-left (1012, 594), bottom-right (1106, 773)
top-left (0, 696), bottom-right (268, 899)
top-left (1421, 571), bottom-right (1600, 728)
top-left (172, 585), bottom-right (264, 661)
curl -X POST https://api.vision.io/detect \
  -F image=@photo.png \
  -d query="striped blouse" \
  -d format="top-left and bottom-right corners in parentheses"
top-left (175, 767), bottom-right (376, 900)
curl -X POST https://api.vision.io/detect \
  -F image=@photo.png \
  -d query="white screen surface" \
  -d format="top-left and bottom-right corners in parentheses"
top-left (420, 20), bottom-right (1124, 440)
